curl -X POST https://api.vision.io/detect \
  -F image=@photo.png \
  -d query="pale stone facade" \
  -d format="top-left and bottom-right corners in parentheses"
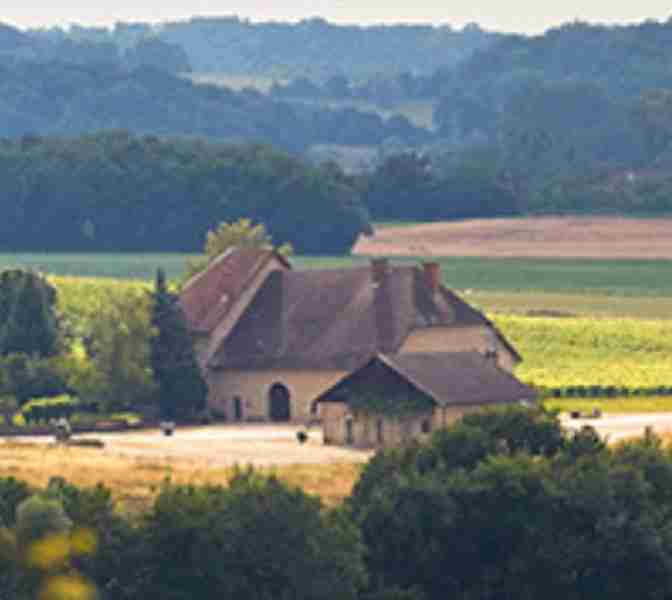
top-left (321, 403), bottom-right (477, 449)
top-left (400, 326), bottom-right (516, 372)
top-left (207, 369), bottom-right (348, 423)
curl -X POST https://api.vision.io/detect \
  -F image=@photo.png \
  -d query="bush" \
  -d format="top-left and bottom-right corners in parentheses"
top-left (14, 496), bottom-right (71, 551)
top-left (0, 478), bottom-right (31, 528)
top-left (0, 354), bottom-right (68, 405)
top-left (21, 395), bottom-right (79, 425)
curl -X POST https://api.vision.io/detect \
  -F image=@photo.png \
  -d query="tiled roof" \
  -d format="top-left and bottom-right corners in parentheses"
top-left (179, 247), bottom-right (290, 334)
top-left (208, 263), bottom-right (517, 369)
top-left (316, 352), bottom-right (536, 407)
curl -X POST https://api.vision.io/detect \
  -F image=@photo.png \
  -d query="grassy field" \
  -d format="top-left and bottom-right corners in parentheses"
top-left (0, 441), bottom-right (362, 512)
top-left (494, 314), bottom-right (672, 392)
top-left (465, 291), bottom-right (672, 320)
top-left (4, 253), bottom-right (672, 297)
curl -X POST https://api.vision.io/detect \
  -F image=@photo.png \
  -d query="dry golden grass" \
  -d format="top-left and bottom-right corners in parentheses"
top-left (0, 441), bottom-right (362, 512)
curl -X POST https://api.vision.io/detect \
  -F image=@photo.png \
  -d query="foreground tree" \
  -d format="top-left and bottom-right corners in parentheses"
top-left (350, 406), bottom-right (672, 600)
top-left (141, 470), bottom-right (366, 600)
top-left (150, 269), bottom-right (207, 421)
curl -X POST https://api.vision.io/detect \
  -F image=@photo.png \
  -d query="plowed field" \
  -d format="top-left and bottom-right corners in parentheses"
top-left (355, 216), bottom-right (672, 259)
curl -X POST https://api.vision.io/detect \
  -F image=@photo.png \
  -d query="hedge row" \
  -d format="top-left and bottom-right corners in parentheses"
top-left (540, 385), bottom-right (672, 399)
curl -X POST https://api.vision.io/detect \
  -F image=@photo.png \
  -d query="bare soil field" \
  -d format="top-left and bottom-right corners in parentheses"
top-left (355, 216), bottom-right (672, 259)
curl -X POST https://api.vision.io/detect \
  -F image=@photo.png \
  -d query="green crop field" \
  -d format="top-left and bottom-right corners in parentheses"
top-left (492, 314), bottom-right (672, 392)
top-left (3, 253), bottom-right (672, 297)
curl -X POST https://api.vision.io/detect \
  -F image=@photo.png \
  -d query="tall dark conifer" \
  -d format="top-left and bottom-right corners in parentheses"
top-left (149, 268), bottom-right (207, 421)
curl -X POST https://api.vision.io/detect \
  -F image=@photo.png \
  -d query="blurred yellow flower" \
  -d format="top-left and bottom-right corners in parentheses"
top-left (27, 534), bottom-right (70, 570)
top-left (70, 528), bottom-right (97, 557)
top-left (39, 574), bottom-right (97, 600)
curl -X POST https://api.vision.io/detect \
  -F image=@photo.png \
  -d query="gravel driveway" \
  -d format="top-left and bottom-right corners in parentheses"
top-left (13, 424), bottom-right (372, 466)
top-left (562, 413), bottom-right (672, 442)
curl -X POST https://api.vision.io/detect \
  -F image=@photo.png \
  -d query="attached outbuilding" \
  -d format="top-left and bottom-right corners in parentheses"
top-left (314, 352), bottom-right (537, 449)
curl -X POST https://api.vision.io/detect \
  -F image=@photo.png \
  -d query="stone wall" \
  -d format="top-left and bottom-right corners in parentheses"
top-left (207, 369), bottom-right (348, 423)
top-left (321, 403), bottom-right (486, 449)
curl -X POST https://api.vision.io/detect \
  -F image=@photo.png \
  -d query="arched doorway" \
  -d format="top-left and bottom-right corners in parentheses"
top-left (269, 383), bottom-right (291, 422)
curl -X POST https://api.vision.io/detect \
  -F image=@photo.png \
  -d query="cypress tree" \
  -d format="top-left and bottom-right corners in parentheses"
top-left (150, 269), bottom-right (208, 421)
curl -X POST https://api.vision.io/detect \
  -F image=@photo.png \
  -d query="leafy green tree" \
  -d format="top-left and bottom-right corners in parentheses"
top-left (150, 269), bottom-right (207, 421)
top-left (185, 218), bottom-right (292, 281)
top-left (78, 287), bottom-right (156, 412)
top-left (0, 270), bottom-right (60, 358)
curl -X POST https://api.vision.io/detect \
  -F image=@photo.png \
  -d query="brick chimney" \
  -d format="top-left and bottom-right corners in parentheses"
top-left (423, 261), bottom-right (440, 292)
top-left (371, 258), bottom-right (389, 284)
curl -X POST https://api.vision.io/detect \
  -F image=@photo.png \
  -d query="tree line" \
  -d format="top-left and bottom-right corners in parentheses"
top-left (4, 131), bottom-right (671, 251)
top-left (0, 22), bottom-right (191, 75)
top-left (26, 17), bottom-right (499, 79)
top-left (0, 133), bottom-right (370, 254)
top-left (2, 406), bottom-right (672, 599)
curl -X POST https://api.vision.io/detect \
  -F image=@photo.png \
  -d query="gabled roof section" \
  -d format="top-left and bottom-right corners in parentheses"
top-left (377, 353), bottom-right (536, 407)
top-left (208, 262), bottom-right (520, 370)
top-left (316, 352), bottom-right (536, 408)
top-left (179, 247), bottom-right (291, 334)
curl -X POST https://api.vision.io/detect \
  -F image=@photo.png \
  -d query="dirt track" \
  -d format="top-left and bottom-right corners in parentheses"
top-left (354, 217), bottom-right (672, 259)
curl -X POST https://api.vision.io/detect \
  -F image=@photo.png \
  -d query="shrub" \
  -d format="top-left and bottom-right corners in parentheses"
top-left (14, 496), bottom-right (71, 552)
top-left (0, 477), bottom-right (31, 528)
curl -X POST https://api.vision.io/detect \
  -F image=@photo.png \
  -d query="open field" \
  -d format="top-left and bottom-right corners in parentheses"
top-left (0, 426), bottom-right (367, 511)
top-left (495, 314), bottom-right (672, 392)
top-left (186, 73), bottom-right (280, 92)
top-left (5, 253), bottom-right (672, 297)
top-left (355, 216), bottom-right (672, 259)
top-left (465, 290), bottom-right (672, 320)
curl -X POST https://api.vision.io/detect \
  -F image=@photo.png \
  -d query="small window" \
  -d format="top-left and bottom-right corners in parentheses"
top-left (345, 418), bottom-right (354, 445)
top-left (421, 419), bottom-right (432, 434)
top-left (376, 419), bottom-right (384, 444)
top-left (233, 396), bottom-right (243, 421)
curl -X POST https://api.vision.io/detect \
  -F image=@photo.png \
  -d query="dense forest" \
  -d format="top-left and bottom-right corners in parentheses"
top-left (0, 133), bottom-right (370, 254)
top-left (27, 17), bottom-right (499, 78)
top-left (0, 58), bottom-right (429, 152)
top-left (1, 17), bottom-right (672, 239)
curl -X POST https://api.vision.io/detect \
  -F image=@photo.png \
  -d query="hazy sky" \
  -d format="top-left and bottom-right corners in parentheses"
top-left (3, 1), bottom-right (672, 34)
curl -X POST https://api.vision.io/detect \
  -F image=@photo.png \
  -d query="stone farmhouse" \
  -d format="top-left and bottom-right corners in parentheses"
top-left (179, 247), bottom-right (535, 446)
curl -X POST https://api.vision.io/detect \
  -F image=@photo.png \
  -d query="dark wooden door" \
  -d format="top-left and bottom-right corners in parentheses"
top-left (269, 384), bottom-right (291, 422)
